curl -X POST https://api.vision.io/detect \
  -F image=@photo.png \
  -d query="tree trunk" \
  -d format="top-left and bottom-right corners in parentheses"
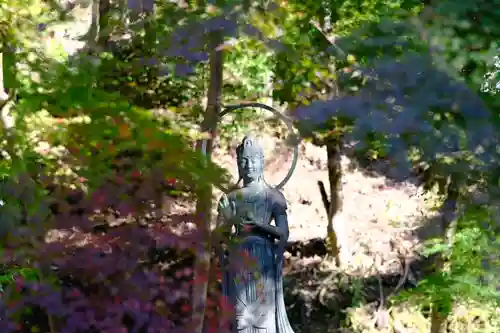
top-left (0, 52), bottom-right (11, 134)
top-left (97, 0), bottom-right (111, 47)
top-left (191, 31), bottom-right (223, 333)
top-left (88, 0), bottom-right (99, 47)
top-left (141, 0), bottom-right (155, 45)
top-left (0, 50), bottom-right (15, 130)
top-left (0, 52), bottom-right (7, 104)
top-left (324, 137), bottom-right (342, 266)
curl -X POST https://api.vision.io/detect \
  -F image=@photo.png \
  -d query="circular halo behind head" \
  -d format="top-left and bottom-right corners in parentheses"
top-left (201, 102), bottom-right (300, 190)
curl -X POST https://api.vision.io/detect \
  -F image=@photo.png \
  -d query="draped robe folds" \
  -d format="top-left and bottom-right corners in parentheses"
top-left (217, 185), bottom-right (294, 333)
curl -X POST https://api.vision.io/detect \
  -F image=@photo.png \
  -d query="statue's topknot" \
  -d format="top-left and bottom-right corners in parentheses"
top-left (236, 135), bottom-right (264, 159)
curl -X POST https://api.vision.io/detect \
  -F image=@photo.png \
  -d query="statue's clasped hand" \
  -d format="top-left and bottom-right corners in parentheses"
top-left (241, 220), bottom-right (257, 233)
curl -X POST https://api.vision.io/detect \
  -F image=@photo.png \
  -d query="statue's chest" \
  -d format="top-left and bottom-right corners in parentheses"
top-left (233, 189), bottom-right (271, 223)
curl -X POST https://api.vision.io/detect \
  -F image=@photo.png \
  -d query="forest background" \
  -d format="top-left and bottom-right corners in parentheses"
top-left (0, 0), bottom-right (499, 333)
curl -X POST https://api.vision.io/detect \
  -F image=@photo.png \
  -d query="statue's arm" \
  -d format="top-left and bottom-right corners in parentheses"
top-left (271, 192), bottom-right (289, 261)
top-left (272, 199), bottom-right (290, 242)
top-left (253, 221), bottom-right (282, 239)
top-left (273, 215), bottom-right (289, 242)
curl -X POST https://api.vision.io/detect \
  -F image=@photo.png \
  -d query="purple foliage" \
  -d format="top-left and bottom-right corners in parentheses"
top-left (155, 13), bottom-right (239, 76)
top-left (0, 168), bottom-right (230, 333)
top-left (127, 0), bottom-right (141, 12)
top-left (140, 58), bottom-right (160, 66)
top-left (294, 53), bottom-right (499, 185)
top-left (37, 23), bottom-right (47, 31)
top-left (127, 0), bottom-right (153, 14)
top-left (174, 63), bottom-right (196, 77)
top-left (142, 0), bottom-right (154, 13)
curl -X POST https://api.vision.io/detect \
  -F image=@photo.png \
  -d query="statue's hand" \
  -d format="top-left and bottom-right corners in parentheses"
top-left (241, 220), bottom-right (256, 233)
top-left (218, 194), bottom-right (235, 222)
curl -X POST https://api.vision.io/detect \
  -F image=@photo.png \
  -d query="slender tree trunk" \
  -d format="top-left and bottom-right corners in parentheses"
top-left (0, 52), bottom-right (7, 103)
top-left (191, 31), bottom-right (223, 333)
top-left (142, 0), bottom-right (155, 45)
top-left (0, 50), bottom-right (15, 130)
top-left (88, 0), bottom-right (99, 47)
top-left (325, 137), bottom-right (342, 266)
top-left (0, 52), bottom-right (10, 131)
top-left (312, 14), bottom-right (344, 266)
top-left (98, 0), bottom-right (111, 47)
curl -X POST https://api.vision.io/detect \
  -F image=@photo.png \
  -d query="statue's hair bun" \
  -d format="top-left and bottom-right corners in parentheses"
top-left (236, 135), bottom-right (264, 158)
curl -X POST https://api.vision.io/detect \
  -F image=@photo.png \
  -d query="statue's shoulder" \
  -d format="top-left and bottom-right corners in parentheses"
top-left (266, 187), bottom-right (287, 208)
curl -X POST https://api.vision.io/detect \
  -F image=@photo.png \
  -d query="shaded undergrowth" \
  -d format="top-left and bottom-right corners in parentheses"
top-left (282, 211), bottom-right (500, 333)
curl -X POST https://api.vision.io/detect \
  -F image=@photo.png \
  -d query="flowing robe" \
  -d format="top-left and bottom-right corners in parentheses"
top-left (217, 185), bottom-right (294, 333)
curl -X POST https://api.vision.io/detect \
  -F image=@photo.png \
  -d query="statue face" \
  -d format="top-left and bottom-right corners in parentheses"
top-left (238, 153), bottom-right (264, 182)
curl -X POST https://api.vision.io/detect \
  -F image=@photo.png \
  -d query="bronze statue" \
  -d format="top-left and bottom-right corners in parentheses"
top-left (217, 135), bottom-right (295, 333)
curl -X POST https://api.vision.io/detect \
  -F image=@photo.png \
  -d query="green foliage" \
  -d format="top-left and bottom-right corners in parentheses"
top-left (426, 0), bottom-right (500, 87)
top-left (392, 205), bottom-right (500, 314)
top-left (94, 39), bottom-right (206, 110)
top-left (0, 265), bottom-right (39, 293)
top-left (0, 0), bottom-right (232, 251)
top-left (224, 37), bottom-right (273, 101)
top-left (268, 0), bottom-right (421, 105)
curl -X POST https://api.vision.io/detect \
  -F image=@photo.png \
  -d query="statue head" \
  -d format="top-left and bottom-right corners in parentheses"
top-left (236, 135), bottom-right (264, 184)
